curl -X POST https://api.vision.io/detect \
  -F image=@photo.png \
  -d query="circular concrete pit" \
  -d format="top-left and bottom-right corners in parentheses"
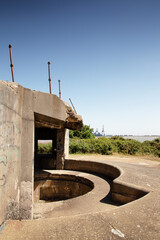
top-left (34, 170), bottom-right (112, 219)
top-left (34, 173), bottom-right (94, 202)
top-left (34, 161), bottom-right (148, 219)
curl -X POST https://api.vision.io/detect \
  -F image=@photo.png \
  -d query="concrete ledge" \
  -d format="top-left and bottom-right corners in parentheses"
top-left (65, 159), bottom-right (149, 205)
top-left (65, 159), bottom-right (120, 180)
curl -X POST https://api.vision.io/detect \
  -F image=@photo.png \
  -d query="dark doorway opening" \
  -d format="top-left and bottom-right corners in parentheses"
top-left (35, 128), bottom-right (57, 170)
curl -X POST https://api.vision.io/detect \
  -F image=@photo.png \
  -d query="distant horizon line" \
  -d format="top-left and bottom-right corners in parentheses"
top-left (106, 134), bottom-right (160, 136)
top-left (94, 134), bottom-right (160, 137)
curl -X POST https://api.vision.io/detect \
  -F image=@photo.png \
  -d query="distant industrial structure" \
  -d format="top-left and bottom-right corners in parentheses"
top-left (94, 126), bottom-right (105, 137)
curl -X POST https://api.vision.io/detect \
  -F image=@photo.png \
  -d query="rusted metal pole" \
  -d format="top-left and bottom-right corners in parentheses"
top-left (69, 98), bottom-right (77, 114)
top-left (48, 62), bottom-right (52, 94)
top-left (58, 80), bottom-right (61, 99)
top-left (9, 44), bottom-right (15, 82)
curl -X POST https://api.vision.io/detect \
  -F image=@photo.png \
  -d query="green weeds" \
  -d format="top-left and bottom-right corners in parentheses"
top-left (38, 143), bottom-right (52, 154)
top-left (69, 137), bottom-right (160, 157)
top-left (38, 136), bottom-right (160, 157)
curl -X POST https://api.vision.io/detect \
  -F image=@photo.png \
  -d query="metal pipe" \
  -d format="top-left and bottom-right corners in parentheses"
top-left (69, 98), bottom-right (77, 114)
top-left (9, 44), bottom-right (15, 82)
top-left (48, 62), bottom-right (52, 94)
top-left (58, 80), bottom-right (61, 99)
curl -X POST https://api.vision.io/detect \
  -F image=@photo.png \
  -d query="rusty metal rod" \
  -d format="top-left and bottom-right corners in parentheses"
top-left (9, 44), bottom-right (15, 82)
top-left (69, 98), bottom-right (77, 114)
top-left (58, 80), bottom-right (61, 99)
top-left (48, 62), bottom-right (52, 94)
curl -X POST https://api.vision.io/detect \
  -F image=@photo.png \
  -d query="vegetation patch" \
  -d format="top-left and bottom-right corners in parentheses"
top-left (38, 143), bottom-right (52, 154)
top-left (69, 136), bottom-right (160, 157)
top-left (69, 138), bottom-right (113, 155)
top-left (38, 125), bottom-right (160, 157)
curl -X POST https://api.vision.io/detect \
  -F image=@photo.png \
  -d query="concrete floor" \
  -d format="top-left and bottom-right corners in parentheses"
top-left (0, 155), bottom-right (160, 240)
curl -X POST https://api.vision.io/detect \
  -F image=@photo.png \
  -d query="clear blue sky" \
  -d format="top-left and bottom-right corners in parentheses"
top-left (0, 0), bottom-right (160, 135)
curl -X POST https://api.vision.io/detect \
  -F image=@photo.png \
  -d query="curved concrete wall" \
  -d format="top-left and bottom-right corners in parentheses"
top-left (65, 160), bottom-right (120, 180)
top-left (65, 159), bottom-right (148, 205)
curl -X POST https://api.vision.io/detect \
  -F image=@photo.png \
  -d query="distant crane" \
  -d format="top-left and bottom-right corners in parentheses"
top-left (94, 126), bottom-right (105, 137)
top-left (102, 125), bottom-right (105, 136)
top-left (95, 128), bottom-right (99, 135)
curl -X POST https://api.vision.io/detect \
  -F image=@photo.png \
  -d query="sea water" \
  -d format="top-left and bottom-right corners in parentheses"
top-left (122, 136), bottom-right (159, 142)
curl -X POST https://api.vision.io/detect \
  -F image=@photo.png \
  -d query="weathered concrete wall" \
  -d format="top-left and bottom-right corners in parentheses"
top-left (19, 86), bottom-right (34, 220)
top-left (0, 82), bottom-right (22, 224)
top-left (0, 80), bottom-right (83, 224)
top-left (19, 87), bottom-right (68, 219)
top-left (33, 90), bottom-right (67, 122)
top-left (56, 129), bottom-right (65, 170)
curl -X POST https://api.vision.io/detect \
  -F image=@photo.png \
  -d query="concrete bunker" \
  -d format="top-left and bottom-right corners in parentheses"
top-left (0, 80), bottom-right (83, 223)
top-left (0, 80), bottom-right (149, 224)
